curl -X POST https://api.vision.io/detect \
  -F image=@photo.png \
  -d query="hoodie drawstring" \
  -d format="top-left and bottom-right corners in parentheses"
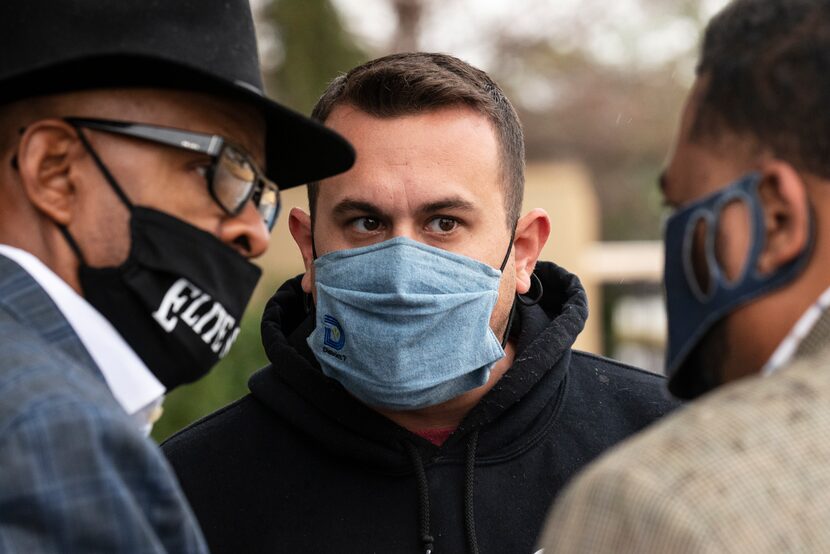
top-left (464, 429), bottom-right (480, 554)
top-left (405, 428), bottom-right (481, 554)
top-left (406, 441), bottom-right (435, 554)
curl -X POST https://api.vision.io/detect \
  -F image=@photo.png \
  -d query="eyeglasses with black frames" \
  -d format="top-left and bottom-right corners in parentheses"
top-left (64, 117), bottom-right (281, 231)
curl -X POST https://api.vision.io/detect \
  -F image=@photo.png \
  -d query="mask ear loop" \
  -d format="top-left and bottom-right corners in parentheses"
top-left (73, 126), bottom-right (134, 210)
top-left (306, 217), bottom-right (319, 313)
top-left (500, 301), bottom-right (517, 349)
top-left (498, 221), bottom-right (520, 347)
top-left (498, 221), bottom-right (517, 273)
top-left (501, 271), bottom-right (544, 348)
top-left (311, 229), bottom-right (318, 261)
top-left (58, 225), bottom-right (88, 266)
top-left (56, 126), bottom-right (134, 267)
top-left (500, 218), bottom-right (544, 307)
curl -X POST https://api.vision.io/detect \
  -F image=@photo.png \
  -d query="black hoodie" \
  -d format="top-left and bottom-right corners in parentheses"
top-left (163, 262), bottom-right (678, 554)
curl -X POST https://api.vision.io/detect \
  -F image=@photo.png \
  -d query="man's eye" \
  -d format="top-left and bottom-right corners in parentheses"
top-left (351, 217), bottom-right (382, 233)
top-left (427, 217), bottom-right (458, 233)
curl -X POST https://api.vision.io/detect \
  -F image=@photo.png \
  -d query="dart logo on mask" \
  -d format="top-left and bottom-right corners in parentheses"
top-left (153, 278), bottom-right (241, 358)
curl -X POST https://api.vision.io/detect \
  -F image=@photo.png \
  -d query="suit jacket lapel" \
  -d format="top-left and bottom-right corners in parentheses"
top-left (0, 254), bottom-right (103, 382)
top-left (792, 302), bottom-right (830, 362)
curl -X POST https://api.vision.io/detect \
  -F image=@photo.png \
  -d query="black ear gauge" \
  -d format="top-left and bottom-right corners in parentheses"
top-left (517, 272), bottom-right (543, 306)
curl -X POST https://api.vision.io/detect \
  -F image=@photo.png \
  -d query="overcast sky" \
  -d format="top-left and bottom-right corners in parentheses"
top-left (330, 0), bottom-right (731, 71)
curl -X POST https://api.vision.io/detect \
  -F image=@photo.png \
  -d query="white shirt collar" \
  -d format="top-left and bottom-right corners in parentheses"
top-left (762, 285), bottom-right (830, 376)
top-left (0, 245), bottom-right (165, 417)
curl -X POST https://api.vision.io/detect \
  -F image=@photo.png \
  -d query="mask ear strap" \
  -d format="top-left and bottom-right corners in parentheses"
top-left (306, 215), bottom-right (319, 314)
top-left (311, 227), bottom-right (318, 260)
top-left (73, 126), bottom-right (134, 210)
top-left (500, 299), bottom-right (517, 348)
top-left (498, 221), bottom-right (518, 272)
top-left (58, 225), bottom-right (88, 265)
top-left (497, 220), bottom-right (521, 348)
top-left (307, 218), bottom-right (318, 313)
top-left (500, 218), bottom-right (544, 306)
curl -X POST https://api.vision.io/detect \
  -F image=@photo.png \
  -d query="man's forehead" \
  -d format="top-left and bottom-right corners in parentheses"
top-left (123, 90), bottom-right (266, 165)
top-left (321, 185), bottom-right (480, 215)
top-left (315, 102), bottom-right (506, 225)
top-left (323, 105), bottom-right (499, 174)
top-left (325, 103), bottom-right (496, 147)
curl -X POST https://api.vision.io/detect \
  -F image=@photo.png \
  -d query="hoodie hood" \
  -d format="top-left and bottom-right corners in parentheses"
top-left (252, 261), bottom-right (588, 470)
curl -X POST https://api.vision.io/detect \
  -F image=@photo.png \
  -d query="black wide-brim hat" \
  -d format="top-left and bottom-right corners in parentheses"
top-left (0, 0), bottom-right (354, 189)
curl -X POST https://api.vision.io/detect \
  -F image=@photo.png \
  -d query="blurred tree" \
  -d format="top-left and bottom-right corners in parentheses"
top-left (499, 44), bottom-right (689, 241)
top-left (390, 0), bottom-right (424, 52)
top-left (262, 0), bottom-right (369, 114)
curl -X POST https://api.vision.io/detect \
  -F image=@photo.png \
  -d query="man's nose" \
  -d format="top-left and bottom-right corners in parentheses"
top-left (390, 222), bottom-right (419, 241)
top-left (218, 200), bottom-right (270, 258)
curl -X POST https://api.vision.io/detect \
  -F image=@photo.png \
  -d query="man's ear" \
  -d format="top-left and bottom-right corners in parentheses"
top-left (16, 120), bottom-right (83, 227)
top-left (512, 208), bottom-right (551, 294)
top-left (756, 161), bottom-right (811, 275)
top-left (288, 207), bottom-right (315, 293)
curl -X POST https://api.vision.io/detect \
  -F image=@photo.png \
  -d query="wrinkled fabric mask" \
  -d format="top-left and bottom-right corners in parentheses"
top-left (663, 172), bottom-right (814, 398)
top-left (60, 129), bottom-right (262, 390)
top-left (308, 236), bottom-right (510, 410)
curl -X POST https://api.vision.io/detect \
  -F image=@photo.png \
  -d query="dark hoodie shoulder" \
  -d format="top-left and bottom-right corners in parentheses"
top-left (556, 351), bottom-right (677, 465)
top-left (163, 262), bottom-right (678, 554)
top-left (571, 350), bottom-right (674, 422)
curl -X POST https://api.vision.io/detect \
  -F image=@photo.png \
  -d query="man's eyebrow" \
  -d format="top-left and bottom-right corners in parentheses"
top-left (219, 127), bottom-right (265, 167)
top-left (331, 197), bottom-right (477, 217)
top-left (417, 198), bottom-right (476, 215)
top-left (331, 199), bottom-right (385, 216)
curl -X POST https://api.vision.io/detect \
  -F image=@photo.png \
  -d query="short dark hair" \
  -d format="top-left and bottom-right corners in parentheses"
top-left (693, 0), bottom-right (830, 178)
top-left (307, 52), bottom-right (524, 228)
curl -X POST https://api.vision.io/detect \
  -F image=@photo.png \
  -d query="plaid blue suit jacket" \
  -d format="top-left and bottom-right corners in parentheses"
top-left (0, 255), bottom-right (208, 553)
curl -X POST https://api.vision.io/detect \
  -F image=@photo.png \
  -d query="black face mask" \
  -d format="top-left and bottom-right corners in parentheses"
top-left (61, 131), bottom-right (262, 389)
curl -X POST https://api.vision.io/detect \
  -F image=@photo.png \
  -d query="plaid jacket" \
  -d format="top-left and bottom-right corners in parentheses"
top-left (539, 308), bottom-right (830, 553)
top-left (0, 255), bottom-right (208, 554)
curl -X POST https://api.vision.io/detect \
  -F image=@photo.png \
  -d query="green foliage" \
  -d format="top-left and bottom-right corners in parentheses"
top-left (151, 304), bottom-right (268, 443)
top-left (264, 0), bottom-right (369, 113)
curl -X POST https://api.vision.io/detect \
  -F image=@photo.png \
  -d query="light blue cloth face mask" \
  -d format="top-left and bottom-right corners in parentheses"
top-left (307, 236), bottom-right (507, 410)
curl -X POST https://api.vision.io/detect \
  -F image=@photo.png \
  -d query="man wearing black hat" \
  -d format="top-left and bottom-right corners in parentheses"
top-left (0, 1), bottom-right (353, 552)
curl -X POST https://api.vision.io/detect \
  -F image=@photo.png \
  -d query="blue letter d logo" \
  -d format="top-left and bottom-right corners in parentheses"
top-left (323, 315), bottom-right (346, 350)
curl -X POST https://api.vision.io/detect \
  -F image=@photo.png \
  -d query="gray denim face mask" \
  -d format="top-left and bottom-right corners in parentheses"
top-left (307, 236), bottom-right (508, 410)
